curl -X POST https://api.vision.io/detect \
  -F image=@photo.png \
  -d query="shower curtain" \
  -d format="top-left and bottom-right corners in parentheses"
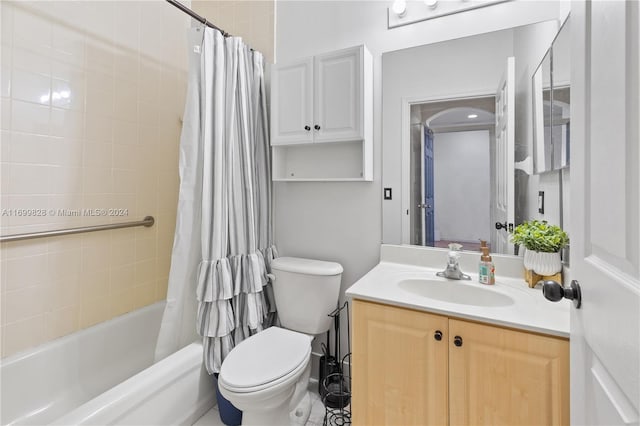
top-left (155, 26), bottom-right (277, 374)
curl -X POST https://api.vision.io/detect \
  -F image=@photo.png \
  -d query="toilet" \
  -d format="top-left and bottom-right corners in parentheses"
top-left (217, 257), bottom-right (343, 426)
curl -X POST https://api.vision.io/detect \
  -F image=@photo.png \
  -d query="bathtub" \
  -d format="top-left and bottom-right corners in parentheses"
top-left (1, 302), bottom-right (216, 425)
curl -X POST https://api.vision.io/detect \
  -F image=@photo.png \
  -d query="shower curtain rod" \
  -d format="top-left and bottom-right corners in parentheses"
top-left (165, 0), bottom-right (230, 37)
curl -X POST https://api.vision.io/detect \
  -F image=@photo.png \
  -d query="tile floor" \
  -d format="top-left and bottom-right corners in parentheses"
top-left (193, 391), bottom-right (329, 426)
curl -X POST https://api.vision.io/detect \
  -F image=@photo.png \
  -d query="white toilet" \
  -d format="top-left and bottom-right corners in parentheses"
top-left (217, 257), bottom-right (343, 426)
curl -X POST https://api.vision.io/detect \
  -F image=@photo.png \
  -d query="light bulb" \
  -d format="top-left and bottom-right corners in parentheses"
top-left (467, 114), bottom-right (478, 119)
top-left (392, 0), bottom-right (407, 17)
top-left (424, 0), bottom-right (438, 9)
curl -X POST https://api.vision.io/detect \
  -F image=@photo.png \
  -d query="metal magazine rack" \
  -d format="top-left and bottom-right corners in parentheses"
top-left (321, 301), bottom-right (351, 426)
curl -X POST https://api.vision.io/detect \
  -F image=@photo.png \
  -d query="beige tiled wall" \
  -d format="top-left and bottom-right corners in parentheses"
top-left (0, 1), bottom-right (189, 358)
top-left (192, 0), bottom-right (275, 63)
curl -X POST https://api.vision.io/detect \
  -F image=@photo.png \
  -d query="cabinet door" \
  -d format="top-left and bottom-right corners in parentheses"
top-left (449, 319), bottom-right (569, 426)
top-left (313, 46), bottom-right (362, 143)
top-left (352, 300), bottom-right (448, 426)
top-left (271, 58), bottom-right (313, 145)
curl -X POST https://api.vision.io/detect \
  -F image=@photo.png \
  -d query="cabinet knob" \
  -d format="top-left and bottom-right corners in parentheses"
top-left (304, 126), bottom-right (311, 131)
top-left (434, 330), bottom-right (443, 341)
top-left (454, 336), bottom-right (463, 347)
top-left (314, 125), bottom-right (321, 130)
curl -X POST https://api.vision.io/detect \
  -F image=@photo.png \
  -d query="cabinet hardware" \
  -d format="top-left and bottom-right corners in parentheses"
top-left (434, 330), bottom-right (443, 341)
top-left (304, 125), bottom-right (311, 131)
top-left (314, 125), bottom-right (321, 130)
top-left (454, 336), bottom-right (463, 347)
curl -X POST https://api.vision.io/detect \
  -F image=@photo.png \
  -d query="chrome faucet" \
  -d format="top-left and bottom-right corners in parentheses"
top-left (436, 243), bottom-right (471, 280)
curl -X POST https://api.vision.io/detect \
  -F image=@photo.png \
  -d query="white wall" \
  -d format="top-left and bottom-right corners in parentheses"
top-left (434, 130), bottom-right (491, 243)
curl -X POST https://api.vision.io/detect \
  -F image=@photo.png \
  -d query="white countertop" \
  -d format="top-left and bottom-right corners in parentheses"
top-left (346, 252), bottom-right (570, 338)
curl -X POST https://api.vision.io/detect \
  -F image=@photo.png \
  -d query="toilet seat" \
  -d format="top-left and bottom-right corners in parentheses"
top-left (219, 327), bottom-right (311, 394)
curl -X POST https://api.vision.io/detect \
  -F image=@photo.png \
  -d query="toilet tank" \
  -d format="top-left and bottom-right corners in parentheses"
top-left (271, 257), bottom-right (343, 335)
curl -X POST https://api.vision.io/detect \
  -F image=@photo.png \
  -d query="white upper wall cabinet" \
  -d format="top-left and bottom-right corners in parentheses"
top-left (271, 58), bottom-right (314, 145)
top-left (313, 48), bottom-right (363, 143)
top-left (271, 45), bottom-right (373, 181)
top-left (272, 45), bottom-right (369, 145)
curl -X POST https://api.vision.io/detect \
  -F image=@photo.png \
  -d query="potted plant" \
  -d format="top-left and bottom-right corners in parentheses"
top-left (511, 220), bottom-right (569, 275)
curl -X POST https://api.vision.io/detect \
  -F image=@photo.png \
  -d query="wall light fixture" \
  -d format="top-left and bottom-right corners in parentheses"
top-left (388, 0), bottom-right (511, 29)
top-left (424, 0), bottom-right (438, 9)
top-left (392, 0), bottom-right (407, 17)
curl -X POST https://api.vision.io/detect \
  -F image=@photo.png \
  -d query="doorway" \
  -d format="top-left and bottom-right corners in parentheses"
top-left (410, 96), bottom-right (495, 252)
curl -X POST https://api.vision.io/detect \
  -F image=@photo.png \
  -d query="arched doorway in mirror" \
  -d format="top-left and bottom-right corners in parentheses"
top-left (410, 97), bottom-right (495, 252)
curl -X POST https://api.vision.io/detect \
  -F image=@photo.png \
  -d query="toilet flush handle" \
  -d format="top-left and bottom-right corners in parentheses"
top-left (267, 273), bottom-right (276, 283)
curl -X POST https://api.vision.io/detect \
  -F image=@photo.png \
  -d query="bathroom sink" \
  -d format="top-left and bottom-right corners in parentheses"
top-left (398, 279), bottom-right (515, 307)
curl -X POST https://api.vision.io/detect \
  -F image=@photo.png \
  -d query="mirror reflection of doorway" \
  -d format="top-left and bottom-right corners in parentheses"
top-left (421, 126), bottom-right (435, 246)
top-left (410, 97), bottom-right (495, 252)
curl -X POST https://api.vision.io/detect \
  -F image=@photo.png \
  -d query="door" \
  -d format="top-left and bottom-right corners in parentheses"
top-left (422, 125), bottom-right (435, 246)
top-left (494, 57), bottom-right (515, 254)
top-left (448, 319), bottom-right (569, 426)
top-left (570, 2), bottom-right (640, 424)
top-left (271, 58), bottom-right (313, 145)
top-left (352, 300), bottom-right (448, 426)
top-left (314, 46), bottom-right (362, 143)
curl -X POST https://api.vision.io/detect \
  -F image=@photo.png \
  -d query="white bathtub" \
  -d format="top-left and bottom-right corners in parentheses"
top-left (1, 302), bottom-right (216, 425)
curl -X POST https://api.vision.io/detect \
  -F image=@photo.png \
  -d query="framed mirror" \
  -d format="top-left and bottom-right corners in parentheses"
top-left (382, 19), bottom-right (569, 255)
top-left (533, 17), bottom-right (571, 173)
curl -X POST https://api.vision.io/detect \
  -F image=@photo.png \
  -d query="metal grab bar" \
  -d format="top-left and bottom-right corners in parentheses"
top-left (0, 216), bottom-right (155, 243)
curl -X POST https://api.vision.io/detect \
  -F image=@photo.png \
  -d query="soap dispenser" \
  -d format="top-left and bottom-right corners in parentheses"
top-left (478, 241), bottom-right (495, 285)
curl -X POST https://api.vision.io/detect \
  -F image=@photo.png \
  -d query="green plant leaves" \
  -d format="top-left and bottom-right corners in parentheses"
top-left (510, 220), bottom-right (569, 253)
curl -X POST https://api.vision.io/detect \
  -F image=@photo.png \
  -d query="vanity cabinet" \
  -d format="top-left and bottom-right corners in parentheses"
top-left (352, 300), bottom-right (569, 426)
top-left (352, 299), bottom-right (449, 425)
top-left (270, 45), bottom-right (373, 181)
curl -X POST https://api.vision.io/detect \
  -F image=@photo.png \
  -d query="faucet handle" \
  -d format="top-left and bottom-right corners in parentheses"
top-left (448, 243), bottom-right (463, 261)
top-left (448, 243), bottom-right (463, 251)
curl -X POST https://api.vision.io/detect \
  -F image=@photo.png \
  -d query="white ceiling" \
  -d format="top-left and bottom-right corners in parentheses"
top-left (427, 107), bottom-right (495, 130)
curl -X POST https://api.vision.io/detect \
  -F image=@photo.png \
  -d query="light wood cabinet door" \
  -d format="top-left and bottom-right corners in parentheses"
top-left (352, 300), bottom-right (449, 426)
top-left (448, 319), bottom-right (569, 426)
top-left (313, 46), bottom-right (363, 143)
top-left (271, 58), bottom-right (313, 145)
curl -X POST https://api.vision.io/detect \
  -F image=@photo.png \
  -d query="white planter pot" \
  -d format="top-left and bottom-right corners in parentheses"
top-left (523, 249), bottom-right (562, 276)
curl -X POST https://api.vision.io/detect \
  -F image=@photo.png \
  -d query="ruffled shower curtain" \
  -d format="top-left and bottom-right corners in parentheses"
top-left (155, 26), bottom-right (277, 374)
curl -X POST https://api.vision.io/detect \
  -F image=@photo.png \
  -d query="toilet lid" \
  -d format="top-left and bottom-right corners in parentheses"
top-left (220, 327), bottom-right (311, 389)
top-left (271, 257), bottom-right (343, 276)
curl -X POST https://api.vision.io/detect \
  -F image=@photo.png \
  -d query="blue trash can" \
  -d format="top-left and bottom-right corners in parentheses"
top-left (214, 374), bottom-right (242, 426)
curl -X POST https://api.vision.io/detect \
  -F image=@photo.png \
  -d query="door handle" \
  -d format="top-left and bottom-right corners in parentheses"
top-left (542, 280), bottom-right (582, 309)
top-left (495, 222), bottom-right (514, 232)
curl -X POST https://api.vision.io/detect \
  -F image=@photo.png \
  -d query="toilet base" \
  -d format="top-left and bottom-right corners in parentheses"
top-left (238, 391), bottom-right (311, 426)
top-left (289, 391), bottom-right (312, 426)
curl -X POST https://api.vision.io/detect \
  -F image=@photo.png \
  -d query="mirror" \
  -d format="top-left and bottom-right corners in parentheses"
top-left (382, 19), bottom-right (570, 255)
top-left (551, 18), bottom-right (571, 170)
top-left (533, 18), bottom-right (571, 173)
top-left (533, 49), bottom-right (553, 173)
